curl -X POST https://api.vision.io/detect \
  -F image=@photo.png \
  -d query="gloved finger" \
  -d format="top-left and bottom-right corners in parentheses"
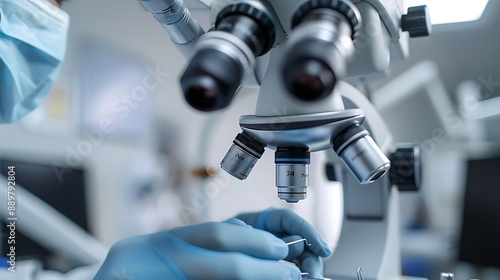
top-left (95, 234), bottom-right (188, 280)
top-left (179, 251), bottom-right (302, 280)
top-left (217, 254), bottom-right (302, 280)
top-left (236, 208), bottom-right (332, 258)
top-left (169, 222), bottom-right (288, 260)
top-left (150, 231), bottom-right (301, 280)
top-left (297, 251), bottom-right (324, 279)
top-left (281, 235), bottom-right (305, 260)
top-left (224, 218), bottom-right (252, 228)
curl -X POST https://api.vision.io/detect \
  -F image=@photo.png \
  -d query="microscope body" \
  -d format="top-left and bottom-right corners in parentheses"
top-left (140, 0), bottom-right (430, 278)
top-left (323, 82), bottom-right (415, 280)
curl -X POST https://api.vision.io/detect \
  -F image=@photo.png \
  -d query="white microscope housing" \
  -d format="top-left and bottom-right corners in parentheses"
top-left (140, 0), bottom-right (430, 279)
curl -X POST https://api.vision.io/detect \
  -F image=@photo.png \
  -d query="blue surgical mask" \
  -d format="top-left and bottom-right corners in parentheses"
top-left (0, 0), bottom-right (69, 123)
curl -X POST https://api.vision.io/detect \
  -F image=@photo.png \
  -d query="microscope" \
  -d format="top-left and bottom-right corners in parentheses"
top-left (139, 0), bottom-right (431, 279)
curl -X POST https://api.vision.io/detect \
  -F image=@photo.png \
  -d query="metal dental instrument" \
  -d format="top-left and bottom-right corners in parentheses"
top-left (283, 240), bottom-right (318, 280)
top-left (301, 272), bottom-right (325, 279)
top-left (440, 273), bottom-right (454, 280)
top-left (357, 267), bottom-right (365, 280)
top-left (286, 238), bottom-right (312, 247)
top-left (279, 260), bottom-right (296, 265)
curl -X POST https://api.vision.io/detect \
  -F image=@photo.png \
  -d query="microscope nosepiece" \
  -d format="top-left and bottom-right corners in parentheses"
top-left (333, 125), bottom-right (390, 184)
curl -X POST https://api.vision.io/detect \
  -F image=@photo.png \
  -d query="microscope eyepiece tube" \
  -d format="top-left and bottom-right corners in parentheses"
top-left (282, 1), bottom-right (361, 102)
top-left (275, 149), bottom-right (310, 203)
top-left (283, 40), bottom-right (337, 101)
top-left (181, 48), bottom-right (245, 111)
top-left (333, 125), bottom-right (390, 184)
top-left (180, 2), bottom-right (277, 112)
top-left (215, 6), bottom-right (276, 56)
top-left (221, 133), bottom-right (265, 180)
top-left (139, 0), bottom-right (201, 44)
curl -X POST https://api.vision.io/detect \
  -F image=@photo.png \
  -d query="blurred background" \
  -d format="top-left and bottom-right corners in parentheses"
top-left (0, 0), bottom-right (499, 279)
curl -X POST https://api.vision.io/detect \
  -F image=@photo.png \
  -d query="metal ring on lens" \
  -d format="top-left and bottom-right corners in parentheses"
top-left (291, 0), bottom-right (362, 39)
top-left (215, 2), bottom-right (276, 55)
top-left (195, 32), bottom-right (255, 71)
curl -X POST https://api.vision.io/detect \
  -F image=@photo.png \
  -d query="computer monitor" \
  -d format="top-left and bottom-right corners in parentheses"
top-left (458, 155), bottom-right (500, 267)
top-left (0, 158), bottom-right (87, 271)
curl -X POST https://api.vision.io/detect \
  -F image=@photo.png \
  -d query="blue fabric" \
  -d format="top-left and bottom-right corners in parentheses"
top-left (0, 0), bottom-right (69, 123)
top-left (94, 219), bottom-right (302, 279)
top-left (0, 257), bottom-right (9, 269)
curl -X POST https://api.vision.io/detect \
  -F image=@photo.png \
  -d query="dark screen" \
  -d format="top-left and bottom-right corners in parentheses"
top-left (458, 156), bottom-right (500, 267)
top-left (1, 158), bottom-right (87, 270)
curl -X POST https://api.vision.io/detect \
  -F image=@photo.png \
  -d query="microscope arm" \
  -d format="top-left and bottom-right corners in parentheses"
top-left (322, 82), bottom-right (424, 280)
top-left (341, 83), bottom-right (393, 149)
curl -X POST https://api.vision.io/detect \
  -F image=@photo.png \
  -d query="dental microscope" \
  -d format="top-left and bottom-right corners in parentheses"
top-left (139, 0), bottom-right (431, 279)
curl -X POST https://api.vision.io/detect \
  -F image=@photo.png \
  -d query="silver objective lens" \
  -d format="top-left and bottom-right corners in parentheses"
top-left (275, 149), bottom-right (310, 203)
top-left (221, 133), bottom-right (265, 180)
top-left (333, 125), bottom-right (390, 184)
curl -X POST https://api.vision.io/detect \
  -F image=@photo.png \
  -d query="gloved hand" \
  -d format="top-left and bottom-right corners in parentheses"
top-left (93, 218), bottom-right (301, 280)
top-left (235, 208), bottom-right (332, 278)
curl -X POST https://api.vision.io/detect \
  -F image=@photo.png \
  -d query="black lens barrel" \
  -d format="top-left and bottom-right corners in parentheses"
top-left (283, 1), bottom-right (361, 102)
top-left (283, 40), bottom-right (337, 102)
top-left (181, 49), bottom-right (244, 112)
top-left (217, 15), bottom-right (268, 56)
top-left (181, 3), bottom-right (276, 112)
top-left (216, 3), bottom-right (276, 56)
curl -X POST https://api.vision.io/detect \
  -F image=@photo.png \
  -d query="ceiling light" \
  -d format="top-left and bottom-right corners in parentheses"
top-left (404, 0), bottom-right (489, 25)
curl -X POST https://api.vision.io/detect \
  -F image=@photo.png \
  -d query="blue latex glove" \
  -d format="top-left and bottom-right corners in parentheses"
top-left (235, 208), bottom-right (332, 278)
top-left (94, 218), bottom-right (301, 280)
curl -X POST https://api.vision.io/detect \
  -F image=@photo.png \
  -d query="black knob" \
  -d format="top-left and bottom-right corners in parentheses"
top-left (389, 144), bottom-right (421, 191)
top-left (402, 5), bottom-right (432, 37)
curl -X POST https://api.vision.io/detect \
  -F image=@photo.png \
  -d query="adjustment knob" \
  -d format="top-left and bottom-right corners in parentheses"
top-left (402, 5), bottom-right (432, 37)
top-left (389, 144), bottom-right (421, 191)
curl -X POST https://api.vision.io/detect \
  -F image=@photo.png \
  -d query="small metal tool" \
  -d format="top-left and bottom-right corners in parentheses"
top-left (357, 267), bottom-right (365, 280)
top-left (440, 272), bottom-right (454, 280)
top-left (284, 239), bottom-right (321, 279)
top-left (279, 260), bottom-right (296, 265)
top-left (301, 272), bottom-right (325, 279)
top-left (286, 238), bottom-right (312, 246)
